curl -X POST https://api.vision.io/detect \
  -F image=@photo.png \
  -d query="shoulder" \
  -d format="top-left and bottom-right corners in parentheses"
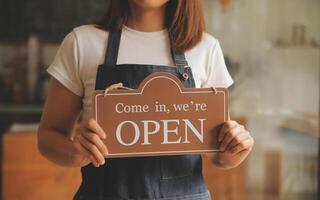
top-left (186, 32), bottom-right (223, 61)
top-left (73, 24), bottom-right (107, 35)
top-left (58, 24), bottom-right (107, 47)
top-left (69, 24), bottom-right (108, 60)
top-left (71, 24), bottom-right (109, 46)
top-left (200, 32), bottom-right (220, 48)
top-left (197, 32), bottom-right (220, 49)
top-left (187, 32), bottom-right (221, 57)
top-left (58, 24), bottom-right (108, 75)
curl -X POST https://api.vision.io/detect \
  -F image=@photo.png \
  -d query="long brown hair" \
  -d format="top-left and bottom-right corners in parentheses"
top-left (95, 0), bottom-right (206, 52)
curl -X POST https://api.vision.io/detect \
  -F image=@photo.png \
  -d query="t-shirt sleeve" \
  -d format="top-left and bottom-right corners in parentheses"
top-left (202, 41), bottom-right (234, 88)
top-left (46, 31), bottom-right (84, 96)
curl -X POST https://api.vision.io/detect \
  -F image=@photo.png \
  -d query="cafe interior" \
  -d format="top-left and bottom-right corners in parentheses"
top-left (0, 0), bottom-right (319, 199)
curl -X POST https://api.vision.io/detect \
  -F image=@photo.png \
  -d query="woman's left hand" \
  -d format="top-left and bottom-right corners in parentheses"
top-left (210, 120), bottom-right (254, 168)
top-left (218, 120), bottom-right (254, 156)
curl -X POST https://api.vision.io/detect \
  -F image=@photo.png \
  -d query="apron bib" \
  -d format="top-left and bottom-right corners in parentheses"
top-left (74, 28), bottom-right (211, 200)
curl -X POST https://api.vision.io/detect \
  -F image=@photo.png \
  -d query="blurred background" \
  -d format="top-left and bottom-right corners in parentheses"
top-left (0, 0), bottom-right (318, 199)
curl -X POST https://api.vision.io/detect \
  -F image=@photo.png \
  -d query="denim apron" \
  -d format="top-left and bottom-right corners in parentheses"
top-left (74, 28), bottom-right (211, 200)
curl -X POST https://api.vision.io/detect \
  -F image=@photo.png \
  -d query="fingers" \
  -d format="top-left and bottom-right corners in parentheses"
top-left (219, 124), bottom-right (245, 151)
top-left (226, 131), bottom-right (250, 151)
top-left (218, 120), bottom-right (254, 156)
top-left (72, 118), bottom-right (109, 167)
top-left (73, 136), bottom-right (100, 167)
top-left (77, 134), bottom-right (106, 166)
top-left (85, 118), bottom-right (107, 139)
top-left (229, 137), bottom-right (254, 155)
top-left (82, 132), bottom-right (109, 157)
top-left (218, 120), bottom-right (238, 142)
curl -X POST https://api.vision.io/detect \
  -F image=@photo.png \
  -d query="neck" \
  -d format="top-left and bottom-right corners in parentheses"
top-left (126, 5), bottom-right (166, 32)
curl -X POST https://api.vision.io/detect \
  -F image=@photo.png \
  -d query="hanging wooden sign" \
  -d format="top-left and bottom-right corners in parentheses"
top-left (92, 72), bottom-right (228, 158)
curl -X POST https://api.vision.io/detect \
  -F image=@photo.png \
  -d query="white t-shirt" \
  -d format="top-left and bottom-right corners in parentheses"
top-left (47, 24), bottom-right (233, 122)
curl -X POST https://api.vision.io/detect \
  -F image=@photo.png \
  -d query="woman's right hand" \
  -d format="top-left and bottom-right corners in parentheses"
top-left (73, 118), bottom-right (108, 167)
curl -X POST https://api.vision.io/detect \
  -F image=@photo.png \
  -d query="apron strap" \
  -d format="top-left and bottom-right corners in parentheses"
top-left (104, 30), bottom-right (122, 66)
top-left (103, 28), bottom-right (189, 67)
top-left (170, 48), bottom-right (189, 67)
top-left (169, 31), bottom-right (189, 67)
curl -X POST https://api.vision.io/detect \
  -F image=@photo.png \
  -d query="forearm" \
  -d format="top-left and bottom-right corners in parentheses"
top-left (37, 127), bottom-right (82, 167)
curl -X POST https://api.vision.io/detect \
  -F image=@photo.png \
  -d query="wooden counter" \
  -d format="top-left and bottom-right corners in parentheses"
top-left (2, 131), bottom-right (81, 200)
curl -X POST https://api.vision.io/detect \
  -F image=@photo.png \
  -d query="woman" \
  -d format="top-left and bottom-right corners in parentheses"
top-left (37, 0), bottom-right (254, 199)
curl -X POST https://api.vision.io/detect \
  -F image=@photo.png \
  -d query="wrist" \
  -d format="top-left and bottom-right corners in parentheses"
top-left (212, 153), bottom-right (235, 169)
top-left (70, 138), bottom-right (92, 167)
top-left (63, 139), bottom-right (83, 167)
top-left (209, 151), bottom-right (248, 169)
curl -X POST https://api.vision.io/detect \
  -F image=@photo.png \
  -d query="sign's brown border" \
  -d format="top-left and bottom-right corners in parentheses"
top-left (92, 72), bottom-right (228, 157)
